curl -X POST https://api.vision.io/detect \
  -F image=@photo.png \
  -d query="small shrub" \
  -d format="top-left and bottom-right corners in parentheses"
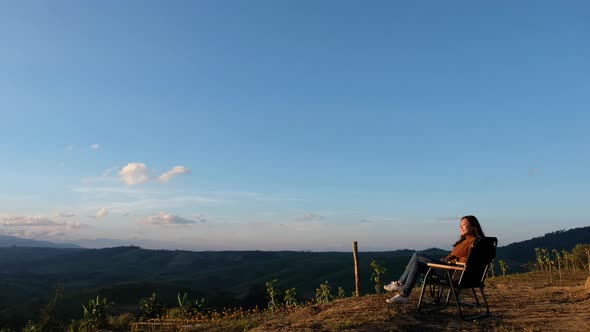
top-left (23, 283), bottom-right (65, 332)
top-left (140, 293), bottom-right (166, 320)
top-left (552, 249), bottom-right (562, 282)
top-left (498, 260), bottom-right (508, 276)
top-left (283, 287), bottom-right (298, 308)
top-left (265, 279), bottom-right (281, 315)
top-left (337, 287), bottom-right (346, 299)
top-left (370, 259), bottom-right (387, 294)
top-left (81, 296), bottom-right (113, 330)
top-left (315, 281), bottom-right (332, 304)
top-left (177, 292), bottom-right (206, 318)
top-left (572, 243), bottom-right (590, 272)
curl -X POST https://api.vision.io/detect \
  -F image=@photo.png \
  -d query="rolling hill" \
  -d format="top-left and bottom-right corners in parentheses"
top-left (0, 225), bottom-right (588, 330)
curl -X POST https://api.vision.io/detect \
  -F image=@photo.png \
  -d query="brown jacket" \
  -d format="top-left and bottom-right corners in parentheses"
top-left (444, 235), bottom-right (476, 263)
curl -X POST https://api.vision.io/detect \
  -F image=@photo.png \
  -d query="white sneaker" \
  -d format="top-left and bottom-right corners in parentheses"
top-left (383, 280), bottom-right (403, 292)
top-left (386, 294), bottom-right (409, 304)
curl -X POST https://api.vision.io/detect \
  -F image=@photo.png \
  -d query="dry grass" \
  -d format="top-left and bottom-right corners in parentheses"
top-left (253, 271), bottom-right (590, 331)
top-left (134, 271), bottom-right (590, 331)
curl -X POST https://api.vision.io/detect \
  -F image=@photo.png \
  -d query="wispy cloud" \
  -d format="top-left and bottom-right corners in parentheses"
top-left (158, 166), bottom-right (191, 183)
top-left (191, 214), bottom-right (207, 223)
top-left (141, 212), bottom-right (202, 226)
top-left (119, 162), bottom-right (150, 186)
top-left (90, 144), bottom-right (99, 149)
top-left (203, 190), bottom-right (305, 203)
top-left (96, 208), bottom-right (108, 219)
top-left (358, 216), bottom-right (402, 224)
top-left (296, 212), bottom-right (325, 221)
top-left (65, 144), bottom-right (74, 151)
top-left (0, 215), bottom-right (89, 231)
top-left (102, 166), bottom-right (119, 177)
top-left (56, 212), bottom-right (75, 218)
top-left (84, 195), bottom-right (217, 212)
top-left (428, 216), bottom-right (462, 224)
top-left (73, 186), bottom-right (148, 194)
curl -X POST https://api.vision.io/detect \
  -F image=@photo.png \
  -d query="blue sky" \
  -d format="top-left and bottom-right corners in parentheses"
top-left (1, 1), bottom-right (589, 250)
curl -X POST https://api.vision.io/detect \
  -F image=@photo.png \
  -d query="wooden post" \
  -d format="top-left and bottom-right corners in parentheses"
top-left (353, 241), bottom-right (361, 297)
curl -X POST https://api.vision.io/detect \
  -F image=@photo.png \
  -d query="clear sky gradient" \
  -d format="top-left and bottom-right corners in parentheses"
top-left (1, 1), bottom-right (589, 251)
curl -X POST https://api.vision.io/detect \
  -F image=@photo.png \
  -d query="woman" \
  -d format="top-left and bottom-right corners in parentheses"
top-left (384, 215), bottom-right (485, 304)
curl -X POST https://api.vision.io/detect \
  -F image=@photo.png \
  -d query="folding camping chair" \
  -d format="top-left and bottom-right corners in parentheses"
top-left (417, 236), bottom-right (498, 320)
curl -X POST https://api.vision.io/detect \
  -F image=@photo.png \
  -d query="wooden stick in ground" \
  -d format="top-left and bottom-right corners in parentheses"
top-left (353, 241), bottom-right (361, 297)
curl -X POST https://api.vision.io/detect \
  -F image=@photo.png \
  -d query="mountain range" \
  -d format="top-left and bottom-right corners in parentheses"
top-left (0, 226), bottom-right (588, 330)
top-left (0, 235), bottom-right (81, 248)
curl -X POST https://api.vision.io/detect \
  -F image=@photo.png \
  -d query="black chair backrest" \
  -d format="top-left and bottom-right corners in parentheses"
top-left (459, 237), bottom-right (498, 288)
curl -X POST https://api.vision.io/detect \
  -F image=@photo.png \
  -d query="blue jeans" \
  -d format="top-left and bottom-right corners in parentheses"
top-left (398, 252), bottom-right (443, 296)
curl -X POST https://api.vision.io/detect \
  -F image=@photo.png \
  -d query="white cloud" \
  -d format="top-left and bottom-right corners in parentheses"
top-left (96, 208), bottom-right (108, 219)
top-left (142, 212), bottom-right (198, 226)
top-left (65, 222), bottom-right (86, 230)
top-left (90, 144), bottom-right (99, 149)
top-left (0, 216), bottom-right (58, 226)
top-left (158, 166), bottom-right (191, 183)
top-left (57, 212), bottom-right (75, 218)
top-left (119, 162), bottom-right (150, 186)
top-left (65, 144), bottom-right (74, 151)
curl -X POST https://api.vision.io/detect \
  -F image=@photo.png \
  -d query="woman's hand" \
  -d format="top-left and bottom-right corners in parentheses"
top-left (441, 255), bottom-right (457, 264)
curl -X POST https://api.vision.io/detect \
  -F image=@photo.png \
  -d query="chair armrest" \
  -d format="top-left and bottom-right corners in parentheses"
top-left (427, 263), bottom-right (465, 271)
top-left (456, 262), bottom-right (466, 266)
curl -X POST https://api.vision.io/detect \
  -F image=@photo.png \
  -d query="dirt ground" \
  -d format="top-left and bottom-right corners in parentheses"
top-left (251, 272), bottom-right (590, 331)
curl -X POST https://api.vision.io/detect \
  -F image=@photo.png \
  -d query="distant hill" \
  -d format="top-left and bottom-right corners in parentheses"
top-left (496, 226), bottom-right (590, 271)
top-left (0, 235), bottom-right (81, 248)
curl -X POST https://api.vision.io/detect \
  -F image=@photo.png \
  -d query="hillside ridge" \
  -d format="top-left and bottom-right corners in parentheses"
top-left (250, 272), bottom-right (590, 331)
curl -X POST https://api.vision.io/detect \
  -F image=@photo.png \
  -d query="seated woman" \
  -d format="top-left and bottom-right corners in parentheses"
top-left (384, 215), bottom-right (485, 304)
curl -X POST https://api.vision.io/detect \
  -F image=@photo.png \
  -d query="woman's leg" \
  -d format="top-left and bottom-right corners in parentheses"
top-left (398, 252), bottom-right (419, 284)
top-left (399, 253), bottom-right (437, 296)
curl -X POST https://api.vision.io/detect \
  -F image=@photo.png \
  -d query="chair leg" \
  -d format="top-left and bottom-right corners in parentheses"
top-left (447, 271), bottom-right (465, 319)
top-left (429, 283), bottom-right (444, 305)
top-left (460, 287), bottom-right (490, 321)
top-left (443, 287), bottom-right (452, 306)
top-left (471, 288), bottom-right (480, 307)
top-left (480, 287), bottom-right (490, 317)
top-left (418, 269), bottom-right (449, 313)
top-left (417, 268), bottom-right (432, 312)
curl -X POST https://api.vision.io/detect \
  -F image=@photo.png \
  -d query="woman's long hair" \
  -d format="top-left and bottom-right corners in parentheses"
top-left (453, 215), bottom-right (485, 247)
